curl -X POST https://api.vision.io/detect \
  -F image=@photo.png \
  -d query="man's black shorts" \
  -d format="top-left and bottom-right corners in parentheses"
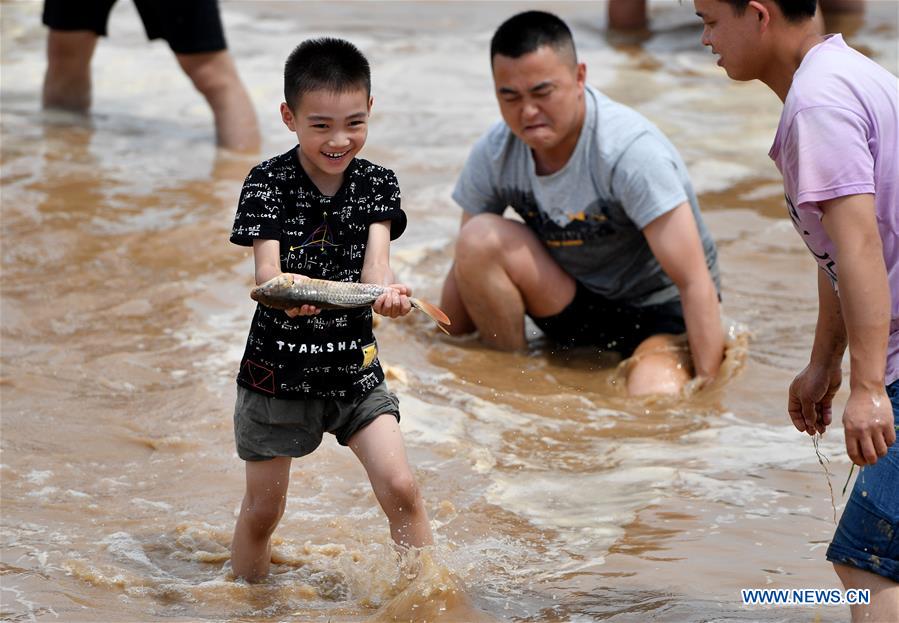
top-left (42, 0), bottom-right (227, 54)
top-left (530, 281), bottom-right (686, 357)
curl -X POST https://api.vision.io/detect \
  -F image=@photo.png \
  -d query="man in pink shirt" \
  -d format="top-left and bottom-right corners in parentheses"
top-left (694, 0), bottom-right (898, 619)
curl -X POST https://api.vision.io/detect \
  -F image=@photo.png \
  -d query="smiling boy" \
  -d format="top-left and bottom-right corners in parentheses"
top-left (440, 11), bottom-right (724, 396)
top-left (694, 0), bottom-right (899, 618)
top-left (228, 38), bottom-right (432, 581)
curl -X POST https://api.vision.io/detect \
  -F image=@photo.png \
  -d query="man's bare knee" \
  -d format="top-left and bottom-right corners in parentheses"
top-left (632, 334), bottom-right (685, 356)
top-left (455, 214), bottom-right (507, 268)
top-left (178, 51), bottom-right (237, 97)
top-left (176, 50), bottom-right (260, 151)
top-left (626, 334), bottom-right (691, 396)
top-left (458, 214), bottom-right (505, 247)
top-left (46, 31), bottom-right (97, 64)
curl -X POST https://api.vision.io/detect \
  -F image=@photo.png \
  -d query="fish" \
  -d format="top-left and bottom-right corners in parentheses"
top-left (250, 274), bottom-right (451, 333)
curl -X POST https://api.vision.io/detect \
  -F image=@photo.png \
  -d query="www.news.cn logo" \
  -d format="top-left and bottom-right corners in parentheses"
top-left (741, 588), bottom-right (871, 606)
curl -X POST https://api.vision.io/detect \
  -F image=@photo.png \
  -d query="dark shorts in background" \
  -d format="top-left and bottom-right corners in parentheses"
top-left (42, 0), bottom-right (227, 54)
top-left (826, 379), bottom-right (899, 583)
top-left (530, 281), bottom-right (686, 357)
top-left (233, 382), bottom-right (400, 462)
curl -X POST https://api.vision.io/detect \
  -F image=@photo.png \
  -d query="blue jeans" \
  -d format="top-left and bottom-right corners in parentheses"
top-left (826, 379), bottom-right (899, 582)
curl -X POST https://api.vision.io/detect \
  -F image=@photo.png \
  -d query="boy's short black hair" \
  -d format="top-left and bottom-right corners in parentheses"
top-left (283, 37), bottom-right (371, 110)
top-left (490, 11), bottom-right (577, 66)
top-left (721, 0), bottom-right (817, 21)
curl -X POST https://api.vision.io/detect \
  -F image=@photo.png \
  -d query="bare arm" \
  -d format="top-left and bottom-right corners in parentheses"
top-left (361, 221), bottom-right (397, 285)
top-left (252, 239), bottom-right (283, 285)
top-left (643, 203), bottom-right (724, 380)
top-left (788, 269), bottom-right (846, 436)
top-left (362, 220), bottom-right (411, 318)
top-left (809, 268), bottom-right (849, 372)
top-left (821, 194), bottom-right (889, 389)
top-left (819, 193), bottom-right (895, 465)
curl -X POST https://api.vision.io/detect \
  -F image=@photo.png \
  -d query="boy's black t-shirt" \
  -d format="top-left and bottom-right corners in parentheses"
top-left (230, 147), bottom-right (407, 400)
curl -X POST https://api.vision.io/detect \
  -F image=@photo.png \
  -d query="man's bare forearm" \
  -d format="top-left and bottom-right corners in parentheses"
top-left (810, 268), bottom-right (848, 370)
top-left (836, 251), bottom-right (889, 390)
top-left (680, 277), bottom-right (724, 379)
top-left (819, 195), bottom-right (890, 391)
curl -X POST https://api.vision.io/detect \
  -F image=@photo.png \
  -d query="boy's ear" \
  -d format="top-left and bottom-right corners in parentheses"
top-left (367, 96), bottom-right (374, 113)
top-left (280, 102), bottom-right (297, 132)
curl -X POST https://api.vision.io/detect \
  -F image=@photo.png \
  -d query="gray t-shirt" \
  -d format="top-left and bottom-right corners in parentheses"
top-left (453, 85), bottom-right (719, 307)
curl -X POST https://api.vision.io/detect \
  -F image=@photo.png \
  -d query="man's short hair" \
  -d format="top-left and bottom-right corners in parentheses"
top-left (490, 11), bottom-right (577, 66)
top-left (721, 0), bottom-right (817, 21)
top-left (283, 38), bottom-right (371, 110)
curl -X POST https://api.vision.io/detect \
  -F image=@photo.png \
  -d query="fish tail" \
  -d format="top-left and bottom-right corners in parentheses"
top-left (409, 297), bottom-right (451, 334)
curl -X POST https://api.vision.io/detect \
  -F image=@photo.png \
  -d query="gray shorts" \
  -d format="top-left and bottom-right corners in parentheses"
top-left (233, 382), bottom-right (400, 461)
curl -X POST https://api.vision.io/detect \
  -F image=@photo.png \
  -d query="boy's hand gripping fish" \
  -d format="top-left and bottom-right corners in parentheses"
top-left (250, 274), bottom-right (451, 333)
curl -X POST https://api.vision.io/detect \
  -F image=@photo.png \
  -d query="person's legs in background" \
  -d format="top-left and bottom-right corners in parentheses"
top-left (816, 0), bottom-right (867, 37)
top-left (41, 0), bottom-right (111, 111)
top-left (43, 30), bottom-right (98, 111)
top-left (607, 0), bottom-right (866, 33)
top-left (41, 0), bottom-right (261, 151)
top-left (608, 0), bottom-right (648, 31)
top-left (139, 0), bottom-right (261, 151)
top-left (176, 51), bottom-right (261, 152)
top-left (819, 0), bottom-right (865, 12)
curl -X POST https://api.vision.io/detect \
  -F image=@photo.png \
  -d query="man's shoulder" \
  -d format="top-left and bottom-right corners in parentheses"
top-left (588, 86), bottom-right (646, 126)
top-left (583, 87), bottom-right (679, 181)
top-left (790, 54), bottom-right (846, 106)
top-left (791, 36), bottom-right (895, 110)
top-left (587, 86), bottom-right (665, 160)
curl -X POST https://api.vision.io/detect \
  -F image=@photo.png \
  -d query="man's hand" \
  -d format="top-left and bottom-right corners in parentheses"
top-left (788, 364), bottom-right (842, 435)
top-left (842, 387), bottom-right (896, 466)
top-left (373, 284), bottom-right (412, 318)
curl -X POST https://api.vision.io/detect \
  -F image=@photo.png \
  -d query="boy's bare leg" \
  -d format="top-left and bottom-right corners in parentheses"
top-left (176, 50), bottom-right (261, 152)
top-left (231, 456), bottom-right (292, 581)
top-left (834, 563), bottom-right (899, 622)
top-left (349, 414), bottom-right (433, 548)
top-left (608, 0), bottom-right (648, 30)
top-left (449, 213), bottom-right (576, 351)
top-left (626, 333), bottom-right (692, 396)
top-left (43, 30), bottom-right (98, 112)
